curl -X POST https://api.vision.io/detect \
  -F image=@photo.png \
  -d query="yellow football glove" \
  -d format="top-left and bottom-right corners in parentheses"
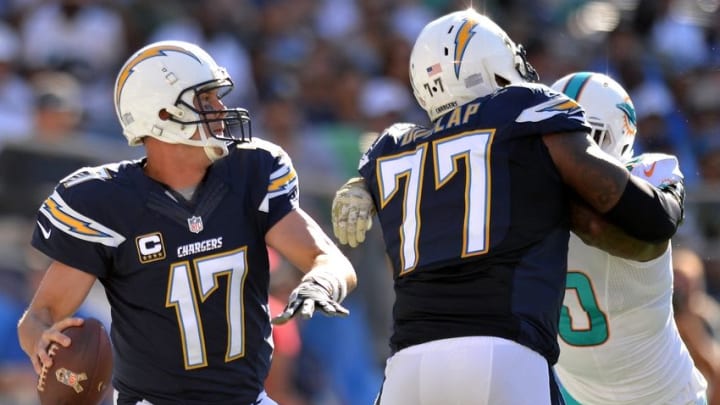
top-left (332, 177), bottom-right (375, 247)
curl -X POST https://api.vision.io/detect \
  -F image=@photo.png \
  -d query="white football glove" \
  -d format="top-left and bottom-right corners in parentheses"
top-left (332, 177), bottom-right (375, 248)
top-left (626, 152), bottom-right (685, 217)
top-left (271, 269), bottom-right (349, 325)
top-left (626, 152), bottom-right (683, 188)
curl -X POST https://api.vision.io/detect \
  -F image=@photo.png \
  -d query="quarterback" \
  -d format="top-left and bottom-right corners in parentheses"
top-left (331, 9), bottom-right (684, 405)
top-left (17, 40), bottom-right (356, 405)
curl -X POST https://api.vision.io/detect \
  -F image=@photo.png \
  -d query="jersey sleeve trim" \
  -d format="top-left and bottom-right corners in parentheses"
top-left (259, 164), bottom-right (298, 213)
top-left (515, 96), bottom-right (584, 124)
top-left (39, 190), bottom-right (126, 247)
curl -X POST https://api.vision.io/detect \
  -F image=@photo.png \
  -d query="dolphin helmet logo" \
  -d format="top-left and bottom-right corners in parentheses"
top-left (617, 100), bottom-right (637, 136)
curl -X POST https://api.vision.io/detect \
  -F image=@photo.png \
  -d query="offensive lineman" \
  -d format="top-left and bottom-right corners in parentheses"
top-left (18, 40), bottom-right (356, 405)
top-left (330, 9), bottom-right (684, 405)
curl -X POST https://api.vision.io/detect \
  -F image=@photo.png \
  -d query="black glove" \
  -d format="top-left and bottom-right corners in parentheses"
top-left (271, 280), bottom-right (349, 325)
top-left (659, 179), bottom-right (685, 222)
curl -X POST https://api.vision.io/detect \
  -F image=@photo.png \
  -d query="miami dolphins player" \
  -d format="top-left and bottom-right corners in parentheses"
top-left (17, 40), bottom-right (356, 405)
top-left (330, 9), bottom-right (685, 404)
top-left (551, 72), bottom-right (707, 404)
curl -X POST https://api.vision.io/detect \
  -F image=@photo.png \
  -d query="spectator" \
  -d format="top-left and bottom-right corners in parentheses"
top-left (0, 71), bottom-right (138, 218)
top-left (0, 21), bottom-right (32, 144)
top-left (673, 247), bottom-right (720, 404)
top-left (18, 0), bottom-right (129, 135)
top-left (2, 0), bottom-right (719, 402)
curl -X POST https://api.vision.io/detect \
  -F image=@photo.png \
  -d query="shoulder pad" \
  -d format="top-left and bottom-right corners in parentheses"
top-left (233, 137), bottom-right (283, 155)
top-left (485, 84), bottom-right (588, 138)
top-left (358, 123), bottom-right (419, 171)
top-left (58, 161), bottom-right (131, 190)
top-left (626, 153), bottom-right (683, 187)
top-left (510, 86), bottom-right (584, 124)
top-left (230, 138), bottom-right (293, 167)
top-left (384, 122), bottom-right (417, 139)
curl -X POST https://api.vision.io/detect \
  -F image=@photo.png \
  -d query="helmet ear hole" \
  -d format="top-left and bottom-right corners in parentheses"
top-left (158, 109), bottom-right (171, 121)
top-left (494, 74), bottom-right (510, 87)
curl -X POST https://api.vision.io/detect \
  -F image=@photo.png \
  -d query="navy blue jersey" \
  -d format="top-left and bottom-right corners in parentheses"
top-left (31, 138), bottom-right (299, 405)
top-left (358, 84), bottom-right (591, 364)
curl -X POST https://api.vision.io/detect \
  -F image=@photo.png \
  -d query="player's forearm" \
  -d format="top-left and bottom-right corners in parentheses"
top-left (570, 198), bottom-right (669, 261)
top-left (603, 175), bottom-right (683, 243)
top-left (573, 223), bottom-right (669, 261)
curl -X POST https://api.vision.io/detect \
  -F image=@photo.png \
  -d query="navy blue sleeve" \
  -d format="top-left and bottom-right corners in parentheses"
top-left (493, 84), bottom-right (591, 139)
top-left (31, 167), bottom-right (126, 278)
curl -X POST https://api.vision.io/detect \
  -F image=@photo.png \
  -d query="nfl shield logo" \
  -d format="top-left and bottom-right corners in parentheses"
top-left (187, 216), bottom-right (203, 234)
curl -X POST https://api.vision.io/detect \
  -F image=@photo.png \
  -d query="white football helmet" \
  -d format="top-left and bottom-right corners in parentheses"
top-left (551, 72), bottom-right (637, 163)
top-left (409, 8), bottom-right (539, 122)
top-left (114, 40), bottom-right (251, 161)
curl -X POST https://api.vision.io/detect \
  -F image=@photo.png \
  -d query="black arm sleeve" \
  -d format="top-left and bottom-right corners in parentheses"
top-left (603, 175), bottom-right (684, 243)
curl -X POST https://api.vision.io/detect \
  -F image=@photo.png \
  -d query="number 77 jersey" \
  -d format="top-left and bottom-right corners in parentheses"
top-left (358, 83), bottom-right (590, 362)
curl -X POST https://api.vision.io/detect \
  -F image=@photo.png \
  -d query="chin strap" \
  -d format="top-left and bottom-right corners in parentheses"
top-left (203, 145), bottom-right (227, 162)
top-left (198, 123), bottom-right (229, 162)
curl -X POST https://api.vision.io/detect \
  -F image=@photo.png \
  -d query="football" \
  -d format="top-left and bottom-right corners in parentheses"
top-left (37, 318), bottom-right (113, 405)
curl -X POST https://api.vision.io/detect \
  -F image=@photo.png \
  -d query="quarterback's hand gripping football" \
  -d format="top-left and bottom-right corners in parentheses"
top-left (271, 279), bottom-right (349, 325)
top-left (332, 177), bottom-right (375, 247)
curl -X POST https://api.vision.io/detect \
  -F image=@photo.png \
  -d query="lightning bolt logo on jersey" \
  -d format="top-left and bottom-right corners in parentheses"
top-left (39, 191), bottom-right (125, 247)
top-left (358, 83), bottom-right (590, 363)
top-left (31, 139), bottom-right (299, 405)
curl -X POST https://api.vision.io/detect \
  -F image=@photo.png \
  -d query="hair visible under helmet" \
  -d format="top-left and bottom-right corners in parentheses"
top-left (409, 8), bottom-right (539, 122)
top-left (113, 40), bottom-right (251, 161)
top-left (551, 72), bottom-right (637, 163)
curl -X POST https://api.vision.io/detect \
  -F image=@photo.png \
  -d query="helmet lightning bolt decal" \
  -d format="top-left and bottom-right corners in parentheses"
top-left (115, 45), bottom-right (201, 109)
top-left (454, 18), bottom-right (480, 79)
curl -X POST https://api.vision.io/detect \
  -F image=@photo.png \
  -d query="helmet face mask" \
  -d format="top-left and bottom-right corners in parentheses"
top-left (409, 8), bottom-right (538, 122)
top-left (172, 79), bottom-right (251, 144)
top-left (114, 40), bottom-right (252, 161)
top-left (551, 72), bottom-right (637, 163)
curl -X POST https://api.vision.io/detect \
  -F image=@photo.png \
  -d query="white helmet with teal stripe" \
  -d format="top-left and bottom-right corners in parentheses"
top-left (551, 72), bottom-right (637, 163)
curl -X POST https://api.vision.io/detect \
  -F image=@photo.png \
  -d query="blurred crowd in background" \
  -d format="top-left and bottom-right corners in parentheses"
top-left (0, 0), bottom-right (718, 404)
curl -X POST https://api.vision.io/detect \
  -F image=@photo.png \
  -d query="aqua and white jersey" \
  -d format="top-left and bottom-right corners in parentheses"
top-left (555, 153), bottom-right (707, 404)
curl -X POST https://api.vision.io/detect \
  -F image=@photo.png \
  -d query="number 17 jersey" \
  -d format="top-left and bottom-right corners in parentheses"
top-left (31, 139), bottom-right (299, 405)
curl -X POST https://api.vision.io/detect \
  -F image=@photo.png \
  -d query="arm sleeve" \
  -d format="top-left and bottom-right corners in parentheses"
top-left (603, 174), bottom-right (684, 243)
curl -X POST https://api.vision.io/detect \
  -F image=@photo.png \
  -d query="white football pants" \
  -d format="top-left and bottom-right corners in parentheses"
top-left (375, 336), bottom-right (554, 405)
